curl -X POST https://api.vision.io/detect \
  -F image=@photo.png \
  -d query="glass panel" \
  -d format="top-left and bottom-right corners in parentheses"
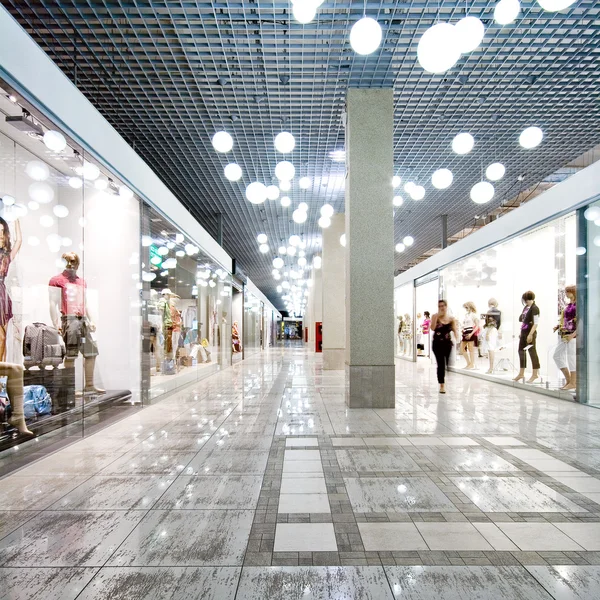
top-left (394, 282), bottom-right (414, 359)
top-left (415, 279), bottom-right (438, 359)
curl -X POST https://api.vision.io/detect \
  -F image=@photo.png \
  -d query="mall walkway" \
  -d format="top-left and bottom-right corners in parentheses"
top-left (1, 346), bottom-right (600, 599)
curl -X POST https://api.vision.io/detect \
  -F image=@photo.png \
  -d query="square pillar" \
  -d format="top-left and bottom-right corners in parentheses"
top-left (322, 213), bottom-right (346, 369)
top-left (345, 88), bottom-right (395, 408)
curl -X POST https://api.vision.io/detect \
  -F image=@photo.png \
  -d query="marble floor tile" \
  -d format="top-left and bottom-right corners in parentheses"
top-left (280, 478), bottom-right (327, 494)
top-left (10, 450), bottom-right (122, 477)
top-left (344, 477), bottom-right (458, 513)
top-left (549, 476), bottom-right (600, 493)
top-left (453, 477), bottom-right (588, 512)
top-left (283, 460), bottom-right (324, 474)
top-left (406, 436), bottom-right (448, 446)
top-left (496, 523), bottom-right (585, 551)
top-left (48, 476), bottom-right (175, 511)
top-left (331, 437), bottom-right (366, 447)
top-left (524, 459), bottom-right (583, 473)
top-left (137, 433), bottom-right (211, 453)
top-left (335, 449), bottom-right (421, 472)
top-left (439, 437), bottom-right (479, 446)
top-left (0, 510), bottom-right (40, 540)
top-left (506, 448), bottom-right (553, 461)
top-left (279, 493), bottom-right (330, 513)
top-left (358, 522), bottom-right (428, 551)
top-left (415, 522), bottom-right (493, 551)
top-left (553, 523), bottom-right (600, 551)
top-left (526, 566), bottom-right (600, 600)
top-left (384, 566), bottom-right (553, 599)
top-left (418, 447), bottom-right (520, 473)
top-left (362, 437), bottom-right (412, 446)
top-left (100, 450), bottom-right (197, 476)
top-left (274, 523), bottom-right (337, 552)
top-left (155, 475), bottom-right (262, 509)
top-left (76, 566), bottom-right (241, 600)
top-left (0, 510), bottom-right (145, 567)
top-left (108, 509), bottom-right (254, 566)
top-left (472, 523), bottom-right (519, 551)
top-left (483, 436), bottom-right (526, 446)
top-left (0, 567), bottom-right (98, 600)
top-left (236, 566), bottom-right (395, 599)
top-left (582, 492), bottom-right (600, 504)
top-left (185, 451), bottom-right (269, 475)
top-left (284, 450), bottom-right (321, 461)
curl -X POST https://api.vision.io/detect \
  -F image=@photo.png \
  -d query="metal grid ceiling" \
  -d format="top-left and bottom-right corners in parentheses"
top-left (4, 0), bottom-right (599, 309)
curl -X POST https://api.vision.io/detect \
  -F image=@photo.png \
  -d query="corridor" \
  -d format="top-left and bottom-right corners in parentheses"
top-left (1, 346), bottom-right (600, 599)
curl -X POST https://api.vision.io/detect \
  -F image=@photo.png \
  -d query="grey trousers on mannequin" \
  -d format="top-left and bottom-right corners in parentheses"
top-left (0, 362), bottom-right (33, 435)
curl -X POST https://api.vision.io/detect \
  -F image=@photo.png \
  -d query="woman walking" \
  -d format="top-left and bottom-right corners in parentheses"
top-left (431, 300), bottom-right (460, 394)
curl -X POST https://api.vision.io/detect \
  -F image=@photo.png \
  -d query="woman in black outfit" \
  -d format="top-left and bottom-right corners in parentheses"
top-left (513, 290), bottom-right (541, 384)
top-left (431, 299), bottom-right (460, 394)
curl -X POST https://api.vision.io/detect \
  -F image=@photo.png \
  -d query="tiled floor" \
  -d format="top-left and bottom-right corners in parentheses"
top-left (1, 344), bottom-right (600, 598)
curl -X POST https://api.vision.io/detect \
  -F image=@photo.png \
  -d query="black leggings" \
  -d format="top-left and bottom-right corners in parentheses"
top-left (518, 330), bottom-right (540, 369)
top-left (432, 340), bottom-right (452, 384)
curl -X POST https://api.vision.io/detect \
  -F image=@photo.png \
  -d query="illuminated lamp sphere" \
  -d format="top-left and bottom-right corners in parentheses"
top-left (410, 185), bottom-right (425, 201)
top-left (53, 204), bottom-right (69, 218)
top-left (293, 1), bottom-right (316, 24)
top-left (224, 163), bottom-right (242, 181)
top-left (454, 16), bottom-right (485, 53)
top-left (452, 132), bottom-right (475, 154)
top-left (289, 235), bottom-right (301, 246)
top-left (320, 203), bottom-right (334, 218)
top-left (519, 126), bottom-right (543, 149)
top-left (431, 168), bottom-right (454, 189)
top-left (299, 176), bottom-right (311, 189)
top-left (43, 130), bottom-right (67, 152)
top-left (119, 185), bottom-right (134, 200)
top-left (318, 216), bottom-right (331, 228)
top-left (292, 209), bottom-right (307, 224)
top-left (279, 180), bottom-right (291, 192)
top-left (298, 202), bottom-right (308, 212)
top-left (212, 131), bottom-right (233, 153)
top-left (417, 23), bottom-right (461, 74)
top-left (393, 196), bottom-right (403, 207)
top-left (494, 0), bottom-right (521, 25)
top-left (29, 181), bottom-right (55, 203)
top-left (404, 181), bottom-right (416, 194)
top-left (287, 246), bottom-right (297, 256)
top-left (81, 161), bottom-right (100, 181)
top-left (246, 181), bottom-right (267, 204)
top-left (257, 233), bottom-right (268, 244)
top-left (536, 0), bottom-right (576, 11)
top-left (259, 244), bottom-right (269, 254)
top-left (350, 17), bottom-right (382, 56)
top-left (273, 257), bottom-right (285, 269)
top-left (278, 246), bottom-right (287, 254)
top-left (395, 243), bottom-right (406, 253)
top-left (275, 131), bottom-right (296, 153)
top-left (403, 235), bottom-right (414, 247)
top-left (583, 206), bottom-right (600, 221)
top-left (281, 196), bottom-right (291, 207)
top-left (313, 256), bottom-right (322, 269)
top-left (340, 233), bottom-right (346, 247)
top-left (95, 178), bottom-right (108, 190)
top-left (392, 175), bottom-right (402, 188)
top-left (298, 257), bottom-right (307, 267)
top-left (470, 181), bottom-right (495, 204)
top-left (275, 160), bottom-right (295, 181)
top-left (25, 161), bottom-right (50, 181)
top-left (485, 162), bottom-right (506, 181)
top-left (266, 185), bottom-right (280, 200)
top-left (2, 195), bottom-right (15, 206)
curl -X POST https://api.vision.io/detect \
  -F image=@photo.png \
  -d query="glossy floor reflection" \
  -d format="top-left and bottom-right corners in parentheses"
top-left (1, 344), bottom-right (600, 599)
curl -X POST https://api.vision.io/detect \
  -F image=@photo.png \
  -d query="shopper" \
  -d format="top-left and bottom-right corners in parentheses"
top-left (484, 316), bottom-right (499, 374)
top-left (553, 285), bottom-right (576, 390)
top-left (431, 300), bottom-right (459, 394)
top-left (514, 291), bottom-right (541, 383)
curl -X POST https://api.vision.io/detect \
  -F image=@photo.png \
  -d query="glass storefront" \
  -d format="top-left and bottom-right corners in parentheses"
top-left (415, 277), bottom-right (438, 359)
top-left (394, 282), bottom-right (414, 359)
top-left (243, 289), bottom-right (261, 356)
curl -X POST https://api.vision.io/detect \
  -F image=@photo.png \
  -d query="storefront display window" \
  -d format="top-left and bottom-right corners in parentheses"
top-left (243, 289), bottom-right (261, 355)
top-left (394, 282), bottom-right (414, 359)
top-left (415, 278), bottom-right (438, 359)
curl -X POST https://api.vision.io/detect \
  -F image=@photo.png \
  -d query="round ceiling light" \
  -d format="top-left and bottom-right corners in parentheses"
top-left (95, 178), bottom-right (108, 191)
top-left (246, 181), bottom-right (267, 204)
top-left (431, 168), bottom-right (454, 189)
top-left (494, 0), bottom-right (521, 24)
top-left (318, 216), bottom-right (331, 228)
top-left (392, 175), bottom-right (402, 188)
top-left (349, 17), bottom-right (382, 56)
top-left (417, 22), bottom-right (461, 74)
top-left (259, 244), bottom-right (269, 254)
top-left (320, 203), bottom-right (334, 218)
top-left (278, 246), bottom-right (287, 254)
top-left (81, 161), bottom-right (100, 181)
top-left (119, 185), bottom-right (134, 200)
top-left (279, 180), bottom-right (291, 192)
top-left (292, 209), bottom-right (307, 224)
top-left (393, 196), bottom-right (403, 207)
top-left (583, 206), bottom-right (600, 221)
top-left (404, 181), bottom-right (416, 194)
top-left (224, 163), bottom-right (242, 181)
top-left (298, 257), bottom-right (307, 267)
top-left (43, 130), bottom-right (67, 152)
top-left (212, 131), bottom-right (233, 153)
top-left (273, 257), bottom-right (285, 269)
top-left (257, 233), bottom-right (268, 244)
top-left (289, 235), bottom-right (301, 246)
top-left (340, 234), bottom-right (346, 247)
top-left (293, 1), bottom-right (316, 24)
top-left (536, 0), bottom-right (576, 11)
top-left (452, 132), bottom-right (475, 154)
top-left (485, 162), bottom-right (506, 181)
top-left (287, 246), bottom-right (297, 256)
top-left (313, 256), bottom-right (322, 269)
top-left (410, 186), bottom-right (425, 201)
top-left (275, 131), bottom-right (296, 153)
top-left (403, 235), bottom-right (414, 247)
top-left (28, 182), bottom-right (54, 204)
top-left (519, 126), bottom-right (543, 149)
top-left (299, 176), bottom-right (311, 189)
top-left (275, 160), bottom-right (295, 181)
top-left (25, 161), bottom-right (50, 182)
top-left (68, 177), bottom-right (83, 189)
top-left (395, 243), bottom-right (406, 253)
top-left (53, 204), bottom-right (69, 218)
top-left (454, 16), bottom-right (485, 53)
top-left (281, 196), bottom-right (291, 207)
top-left (266, 185), bottom-right (280, 200)
top-left (470, 181), bottom-right (495, 204)
top-left (2, 195), bottom-right (15, 206)
top-left (298, 202), bottom-right (308, 212)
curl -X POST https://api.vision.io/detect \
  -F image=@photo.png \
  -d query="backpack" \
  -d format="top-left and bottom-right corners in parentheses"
top-left (23, 385), bottom-right (52, 419)
top-left (23, 323), bottom-right (66, 368)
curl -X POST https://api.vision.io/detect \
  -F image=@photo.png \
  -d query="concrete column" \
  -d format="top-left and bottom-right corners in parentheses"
top-left (306, 268), bottom-right (322, 348)
top-left (322, 213), bottom-right (346, 369)
top-left (345, 88), bottom-right (395, 408)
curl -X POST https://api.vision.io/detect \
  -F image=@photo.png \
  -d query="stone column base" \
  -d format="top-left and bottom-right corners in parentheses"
top-left (346, 364), bottom-right (395, 408)
top-left (323, 349), bottom-right (345, 370)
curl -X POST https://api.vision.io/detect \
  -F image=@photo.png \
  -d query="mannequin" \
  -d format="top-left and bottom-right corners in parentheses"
top-left (402, 313), bottom-right (412, 355)
top-left (460, 302), bottom-right (478, 369)
top-left (0, 218), bottom-right (22, 361)
top-left (1, 362), bottom-right (33, 435)
top-left (158, 289), bottom-right (174, 358)
top-left (553, 285), bottom-right (576, 391)
top-left (396, 315), bottom-right (404, 354)
top-left (49, 252), bottom-right (104, 395)
top-left (416, 312), bottom-right (424, 356)
top-left (514, 290), bottom-right (541, 383)
top-left (232, 321), bottom-right (242, 353)
top-left (483, 299), bottom-right (501, 371)
top-left (170, 295), bottom-right (182, 358)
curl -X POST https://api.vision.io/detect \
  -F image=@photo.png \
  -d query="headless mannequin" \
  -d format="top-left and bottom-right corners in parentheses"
top-left (2, 362), bottom-right (33, 435)
top-left (169, 295), bottom-right (182, 359)
top-left (49, 252), bottom-right (104, 395)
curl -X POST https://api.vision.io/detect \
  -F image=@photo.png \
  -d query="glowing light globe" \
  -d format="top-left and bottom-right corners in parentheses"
top-left (584, 207), bottom-right (600, 221)
top-left (318, 216), bottom-right (331, 228)
top-left (25, 161), bottom-right (50, 181)
top-left (43, 130), bottom-right (67, 152)
top-left (281, 196), bottom-right (291, 207)
top-left (119, 185), bottom-right (134, 200)
top-left (2, 195), bottom-right (15, 207)
top-left (470, 181), bottom-right (495, 204)
top-left (246, 182), bottom-right (267, 204)
top-left (275, 131), bottom-right (296, 153)
top-left (431, 168), bottom-right (454, 189)
top-left (29, 182), bottom-right (55, 203)
top-left (494, 0), bottom-right (521, 25)
top-left (320, 203), bottom-right (334, 218)
top-left (486, 162), bottom-right (506, 181)
top-left (350, 17), bottom-right (382, 56)
top-left (266, 185), bottom-right (280, 200)
top-left (392, 175), bottom-right (402, 188)
top-left (212, 131), bottom-right (233, 153)
top-left (404, 181), bottom-right (416, 194)
top-left (259, 244), bottom-right (269, 254)
top-left (224, 163), bottom-right (242, 181)
top-left (395, 243), bottom-right (406, 253)
top-left (293, 1), bottom-right (316, 24)
top-left (403, 235), bottom-right (414, 246)
top-left (519, 126), bottom-right (543, 149)
top-left (289, 235), bottom-right (301, 246)
top-left (299, 177), bottom-right (311, 189)
top-left (53, 205), bottom-right (69, 218)
top-left (257, 233), bottom-right (268, 244)
top-left (275, 160), bottom-right (295, 181)
top-left (455, 16), bottom-right (485, 53)
top-left (340, 234), bottom-right (346, 247)
top-left (293, 209), bottom-right (307, 224)
top-left (313, 256), bottom-right (322, 269)
top-left (536, 0), bottom-right (576, 11)
top-left (273, 257), bottom-right (285, 269)
top-left (298, 202), bottom-right (308, 212)
top-left (452, 132), bottom-right (475, 154)
top-left (410, 186), bottom-right (426, 201)
top-left (279, 180), bottom-right (291, 192)
top-left (393, 196), bottom-right (403, 207)
top-left (417, 23), bottom-right (461, 74)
